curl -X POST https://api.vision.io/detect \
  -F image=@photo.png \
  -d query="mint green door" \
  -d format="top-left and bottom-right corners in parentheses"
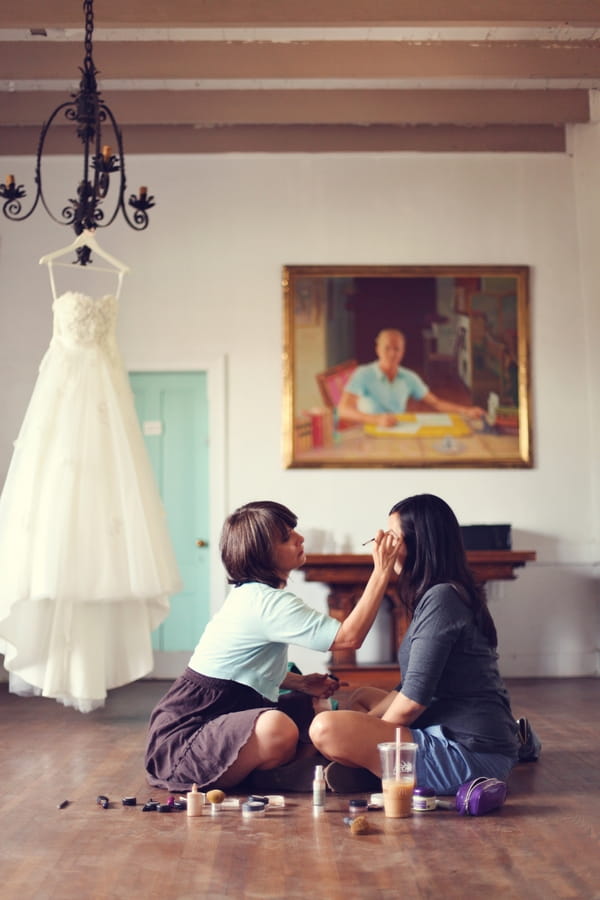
top-left (129, 371), bottom-right (210, 652)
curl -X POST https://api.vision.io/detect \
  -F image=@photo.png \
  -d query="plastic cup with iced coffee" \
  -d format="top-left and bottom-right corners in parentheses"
top-left (377, 741), bottom-right (418, 818)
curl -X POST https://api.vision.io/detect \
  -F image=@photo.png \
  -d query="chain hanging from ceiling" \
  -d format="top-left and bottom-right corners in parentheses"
top-left (0, 0), bottom-right (154, 265)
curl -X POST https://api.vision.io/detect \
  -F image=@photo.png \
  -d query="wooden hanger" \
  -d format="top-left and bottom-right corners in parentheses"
top-left (39, 230), bottom-right (130, 274)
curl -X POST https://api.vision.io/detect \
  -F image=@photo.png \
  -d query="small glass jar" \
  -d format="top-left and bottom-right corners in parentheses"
top-left (242, 799), bottom-right (266, 819)
top-left (412, 786), bottom-right (436, 812)
top-left (348, 798), bottom-right (369, 818)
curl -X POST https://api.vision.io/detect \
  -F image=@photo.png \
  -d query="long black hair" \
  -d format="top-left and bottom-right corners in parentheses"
top-left (220, 500), bottom-right (298, 588)
top-left (389, 493), bottom-right (498, 647)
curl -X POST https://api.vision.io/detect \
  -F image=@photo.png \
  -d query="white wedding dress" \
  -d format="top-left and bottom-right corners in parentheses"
top-left (0, 289), bottom-right (182, 712)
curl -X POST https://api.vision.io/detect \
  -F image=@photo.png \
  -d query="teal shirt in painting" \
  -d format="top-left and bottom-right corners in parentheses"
top-left (345, 362), bottom-right (429, 414)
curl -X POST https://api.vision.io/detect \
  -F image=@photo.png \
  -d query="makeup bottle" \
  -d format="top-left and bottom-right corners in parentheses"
top-left (313, 764), bottom-right (326, 808)
top-left (186, 783), bottom-right (203, 817)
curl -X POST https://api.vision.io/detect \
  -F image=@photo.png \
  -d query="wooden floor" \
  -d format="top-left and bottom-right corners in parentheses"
top-left (1, 677), bottom-right (599, 900)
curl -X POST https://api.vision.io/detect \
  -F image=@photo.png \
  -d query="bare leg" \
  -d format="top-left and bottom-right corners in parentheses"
top-left (309, 709), bottom-right (413, 775)
top-left (345, 686), bottom-right (389, 712)
top-left (216, 709), bottom-right (299, 789)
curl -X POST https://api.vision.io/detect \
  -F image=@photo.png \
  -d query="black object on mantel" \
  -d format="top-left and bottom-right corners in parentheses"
top-left (460, 525), bottom-right (512, 551)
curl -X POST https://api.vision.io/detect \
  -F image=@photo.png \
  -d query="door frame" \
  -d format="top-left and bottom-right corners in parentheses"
top-left (126, 354), bottom-right (228, 619)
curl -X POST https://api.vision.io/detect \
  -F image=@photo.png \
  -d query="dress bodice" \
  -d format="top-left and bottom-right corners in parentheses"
top-left (52, 291), bottom-right (117, 347)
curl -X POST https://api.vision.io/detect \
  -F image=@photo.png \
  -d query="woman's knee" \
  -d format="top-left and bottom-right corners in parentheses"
top-left (255, 710), bottom-right (299, 761)
top-left (308, 710), bottom-right (337, 749)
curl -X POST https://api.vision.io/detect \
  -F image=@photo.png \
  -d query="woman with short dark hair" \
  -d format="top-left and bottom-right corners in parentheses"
top-left (145, 500), bottom-right (401, 793)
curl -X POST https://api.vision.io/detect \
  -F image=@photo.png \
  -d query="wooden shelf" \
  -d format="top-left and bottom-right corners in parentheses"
top-left (303, 550), bottom-right (536, 672)
top-left (304, 551), bottom-right (536, 586)
top-left (329, 664), bottom-right (402, 690)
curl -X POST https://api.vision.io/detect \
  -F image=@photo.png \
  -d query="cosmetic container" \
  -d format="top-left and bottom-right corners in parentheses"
top-left (412, 786), bottom-right (436, 812)
top-left (348, 798), bottom-right (368, 818)
top-left (241, 799), bottom-right (266, 818)
top-left (186, 783), bottom-right (204, 817)
top-left (313, 764), bottom-right (326, 808)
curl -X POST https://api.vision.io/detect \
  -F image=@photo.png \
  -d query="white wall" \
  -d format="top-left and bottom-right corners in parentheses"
top-left (0, 142), bottom-right (598, 679)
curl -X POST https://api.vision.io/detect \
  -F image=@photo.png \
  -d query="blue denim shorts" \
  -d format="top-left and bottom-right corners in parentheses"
top-left (411, 725), bottom-right (517, 796)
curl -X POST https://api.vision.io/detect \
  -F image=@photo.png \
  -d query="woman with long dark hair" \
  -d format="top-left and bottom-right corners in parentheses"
top-left (310, 493), bottom-right (519, 795)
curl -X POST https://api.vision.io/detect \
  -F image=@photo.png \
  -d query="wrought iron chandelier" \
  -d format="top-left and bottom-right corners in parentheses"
top-left (0, 0), bottom-right (154, 265)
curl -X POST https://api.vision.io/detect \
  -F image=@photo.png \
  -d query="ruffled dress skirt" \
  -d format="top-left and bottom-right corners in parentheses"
top-left (0, 291), bottom-right (182, 712)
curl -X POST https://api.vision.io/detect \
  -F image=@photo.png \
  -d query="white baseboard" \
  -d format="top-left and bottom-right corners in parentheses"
top-left (2, 651), bottom-right (185, 684)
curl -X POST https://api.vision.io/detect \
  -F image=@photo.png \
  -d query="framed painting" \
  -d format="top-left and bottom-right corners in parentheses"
top-left (282, 265), bottom-right (532, 468)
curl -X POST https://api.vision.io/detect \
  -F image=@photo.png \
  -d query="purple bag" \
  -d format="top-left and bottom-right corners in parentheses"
top-left (455, 777), bottom-right (507, 816)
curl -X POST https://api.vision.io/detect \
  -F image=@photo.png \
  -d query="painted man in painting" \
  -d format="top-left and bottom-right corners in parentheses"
top-left (338, 328), bottom-right (484, 427)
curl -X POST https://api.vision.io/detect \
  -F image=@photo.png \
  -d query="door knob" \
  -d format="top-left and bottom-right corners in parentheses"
top-left (196, 539), bottom-right (208, 548)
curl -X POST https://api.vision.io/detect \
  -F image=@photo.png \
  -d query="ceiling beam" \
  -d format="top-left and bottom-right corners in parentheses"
top-left (0, 124), bottom-right (566, 156)
top-left (0, 89), bottom-right (588, 127)
top-left (2, 40), bottom-right (600, 81)
top-left (1, 1), bottom-right (599, 29)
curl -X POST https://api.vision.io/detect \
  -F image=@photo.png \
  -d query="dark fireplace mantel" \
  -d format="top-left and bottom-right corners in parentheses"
top-left (303, 550), bottom-right (536, 687)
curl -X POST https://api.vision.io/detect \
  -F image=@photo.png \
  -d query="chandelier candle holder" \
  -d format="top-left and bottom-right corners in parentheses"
top-left (0, 0), bottom-right (154, 265)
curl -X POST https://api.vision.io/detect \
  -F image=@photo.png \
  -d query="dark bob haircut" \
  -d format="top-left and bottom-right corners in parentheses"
top-left (220, 500), bottom-right (298, 588)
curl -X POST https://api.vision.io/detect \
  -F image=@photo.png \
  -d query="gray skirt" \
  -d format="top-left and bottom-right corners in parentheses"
top-left (144, 667), bottom-right (314, 791)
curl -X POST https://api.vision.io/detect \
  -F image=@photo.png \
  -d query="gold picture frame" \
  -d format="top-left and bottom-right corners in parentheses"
top-left (283, 265), bottom-right (532, 468)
